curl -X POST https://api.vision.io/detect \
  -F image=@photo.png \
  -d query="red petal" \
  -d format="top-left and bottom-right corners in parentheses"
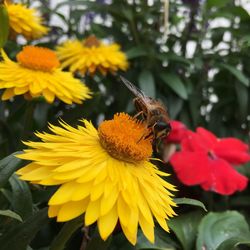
top-left (196, 127), bottom-right (217, 148)
top-left (201, 158), bottom-right (248, 195)
top-left (181, 130), bottom-right (207, 152)
top-left (170, 151), bottom-right (209, 185)
top-left (166, 120), bottom-right (188, 143)
top-left (214, 138), bottom-right (250, 165)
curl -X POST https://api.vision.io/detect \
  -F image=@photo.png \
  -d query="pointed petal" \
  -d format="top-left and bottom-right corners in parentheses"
top-left (98, 204), bottom-right (118, 240)
top-left (57, 199), bottom-right (88, 222)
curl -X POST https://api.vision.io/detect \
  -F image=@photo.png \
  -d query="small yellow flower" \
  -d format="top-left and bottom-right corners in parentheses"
top-left (56, 35), bottom-right (129, 76)
top-left (5, 2), bottom-right (48, 40)
top-left (0, 46), bottom-right (91, 104)
top-left (17, 113), bottom-right (176, 245)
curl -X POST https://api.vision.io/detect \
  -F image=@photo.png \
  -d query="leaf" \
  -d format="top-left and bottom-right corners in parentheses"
top-left (136, 227), bottom-right (178, 250)
top-left (206, 0), bottom-right (230, 8)
top-left (217, 237), bottom-right (250, 250)
top-left (9, 175), bottom-right (33, 220)
top-left (160, 73), bottom-right (188, 100)
top-left (168, 211), bottom-right (204, 250)
top-left (0, 152), bottom-right (23, 188)
top-left (219, 64), bottom-right (249, 87)
top-left (0, 208), bottom-right (49, 250)
top-left (196, 211), bottom-right (250, 250)
top-left (0, 5), bottom-right (9, 48)
top-left (235, 82), bottom-right (248, 120)
top-left (157, 54), bottom-right (191, 66)
top-left (125, 46), bottom-right (148, 59)
top-left (0, 210), bottom-right (22, 222)
top-left (50, 216), bottom-right (83, 250)
top-left (86, 230), bottom-right (111, 250)
top-left (174, 198), bottom-right (207, 211)
top-left (138, 70), bottom-right (156, 98)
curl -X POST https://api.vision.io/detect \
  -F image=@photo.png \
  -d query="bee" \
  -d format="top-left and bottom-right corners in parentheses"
top-left (119, 76), bottom-right (171, 142)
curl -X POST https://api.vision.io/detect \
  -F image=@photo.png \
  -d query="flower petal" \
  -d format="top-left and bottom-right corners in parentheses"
top-left (214, 138), bottom-right (250, 165)
top-left (201, 158), bottom-right (248, 195)
top-left (170, 151), bottom-right (209, 185)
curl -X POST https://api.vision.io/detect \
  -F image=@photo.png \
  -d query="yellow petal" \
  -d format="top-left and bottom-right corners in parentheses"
top-left (139, 212), bottom-right (155, 243)
top-left (71, 182), bottom-right (92, 201)
top-left (57, 199), bottom-right (88, 222)
top-left (48, 205), bottom-right (60, 218)
top-left (2, 88), bottom-right (15, 100)
top-left (100, 185), bottom-right (119, 216)
top-left (85, 198), bottom-right (100, 226)
top-left (49, 182), bottom-right (77, 205)
top-left (98, 204), bottom-right (118, 240)
top-left (90, 182), bottom-right (105, 201)
top-left (117, 196), bottom-right (130, 228)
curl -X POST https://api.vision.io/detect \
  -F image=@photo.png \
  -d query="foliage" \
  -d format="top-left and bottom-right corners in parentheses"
top-left (0, 0), bottom-right (250, 249)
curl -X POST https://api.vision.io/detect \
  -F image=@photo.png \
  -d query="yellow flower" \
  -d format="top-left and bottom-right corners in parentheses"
top-left (5, 2), bottom-right (48, 40)
top-left (16, 113), bottom-right (176, 245)
top-left (0, 46), bottom-right (91, 104)
top-left (56, 35), bottom-right (129, 76)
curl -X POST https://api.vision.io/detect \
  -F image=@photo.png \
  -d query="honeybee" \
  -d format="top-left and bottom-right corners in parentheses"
top-left (120, 76), bottom-right (171, 141)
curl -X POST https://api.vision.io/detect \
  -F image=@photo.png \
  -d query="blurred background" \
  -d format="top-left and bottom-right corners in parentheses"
top-left (1, 1), bottom-right (250, 249)
top-left (2, 0), bottom-right (250, 158)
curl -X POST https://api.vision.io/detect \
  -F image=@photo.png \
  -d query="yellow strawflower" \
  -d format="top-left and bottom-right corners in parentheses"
top-left (0, 46), bottom-right (91, 104)
top-left (17, 113), bottom-right (176, 245)
top-left (56, 35), bottom-right (129, 76)
top-left (5, 2), bottom-right (48, 40)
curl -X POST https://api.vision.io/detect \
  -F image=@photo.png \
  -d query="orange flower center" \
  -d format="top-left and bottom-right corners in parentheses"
top-left (16, 46), bottom-right (60, 72)
top-left (98, 113), bottom-right (152, 163)
top-left (83, 35), bottom-right (101, 47)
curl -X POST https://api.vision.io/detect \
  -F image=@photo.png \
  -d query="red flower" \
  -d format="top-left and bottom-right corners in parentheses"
top-left (170, 127), bottom-right (250, 195)
top-left (166, 120), bottom-right (187, 143)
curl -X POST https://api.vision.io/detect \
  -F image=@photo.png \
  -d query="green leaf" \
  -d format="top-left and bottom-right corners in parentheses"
top-left (206, 0), bottom-right (230, 8)
top-left (138, 70), bottom-right (156, 98)
top-left (196, 211), bottom-right (250, 250)
top-left (9, 175), bottom-right (33, 220)
top-left (126, 46), bottom-right (148, 59)
top-left (174, 198), bottom-right (207, 211)
top-left (86, 230), bottom-right (111, 250)
top-left (136, 227), bottom-right (178, 250)
top-left (0, 5), bottom-right (9, 48)
top-left (0, 152), bottom-right (23, 188)
top-left (235, 82), bottom-right (248, 120)
top-left (50, 216), bottom-right (83, 250)
top-left (160, 73), bottom-right (188, 100)
top-left (217, 237), bottom-right (250, 250)
top-left (168, 211), bottom-right (204, 250)
top-left (219, 64), bottom-right (249, 87)
top-left (157, 54), bottom-right (191, 66)
top-left (0, 209), bottom-right (22, 222)
top-left (0, 208), bottom-right (49, 250)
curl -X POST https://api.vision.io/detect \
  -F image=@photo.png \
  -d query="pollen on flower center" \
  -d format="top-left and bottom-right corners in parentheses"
top-left (17, 46), bottom-right (60, 72)
top-left (83, 35), bottom-right (101, 47)
top-left (98, 113), bottom-right (153, 162)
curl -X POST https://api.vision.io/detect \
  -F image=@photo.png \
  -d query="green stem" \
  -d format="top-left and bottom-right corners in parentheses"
top-left (130, 19), bottom-right (140, 45)
top-left (50, 216), bottom-right (84, 250)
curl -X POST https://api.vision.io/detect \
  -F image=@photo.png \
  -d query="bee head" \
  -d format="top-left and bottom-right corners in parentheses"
top-left (154, 121), bottom-right (171, 139)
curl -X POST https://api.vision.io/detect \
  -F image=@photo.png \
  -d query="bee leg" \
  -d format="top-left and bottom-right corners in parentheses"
top-left (133, 111), bottom-right (144, 120)
top-left (137, 130), bottom-right (153, 143)
top-left (153, 139), bottom-right (161, 153)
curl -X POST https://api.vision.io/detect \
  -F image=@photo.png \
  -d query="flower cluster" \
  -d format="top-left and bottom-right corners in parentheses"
top-left (167, 122), bottom-right (250, 195)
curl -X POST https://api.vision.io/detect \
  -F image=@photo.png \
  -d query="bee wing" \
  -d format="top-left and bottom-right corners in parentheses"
top-left (120, 76), bottom-right (146, 99)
